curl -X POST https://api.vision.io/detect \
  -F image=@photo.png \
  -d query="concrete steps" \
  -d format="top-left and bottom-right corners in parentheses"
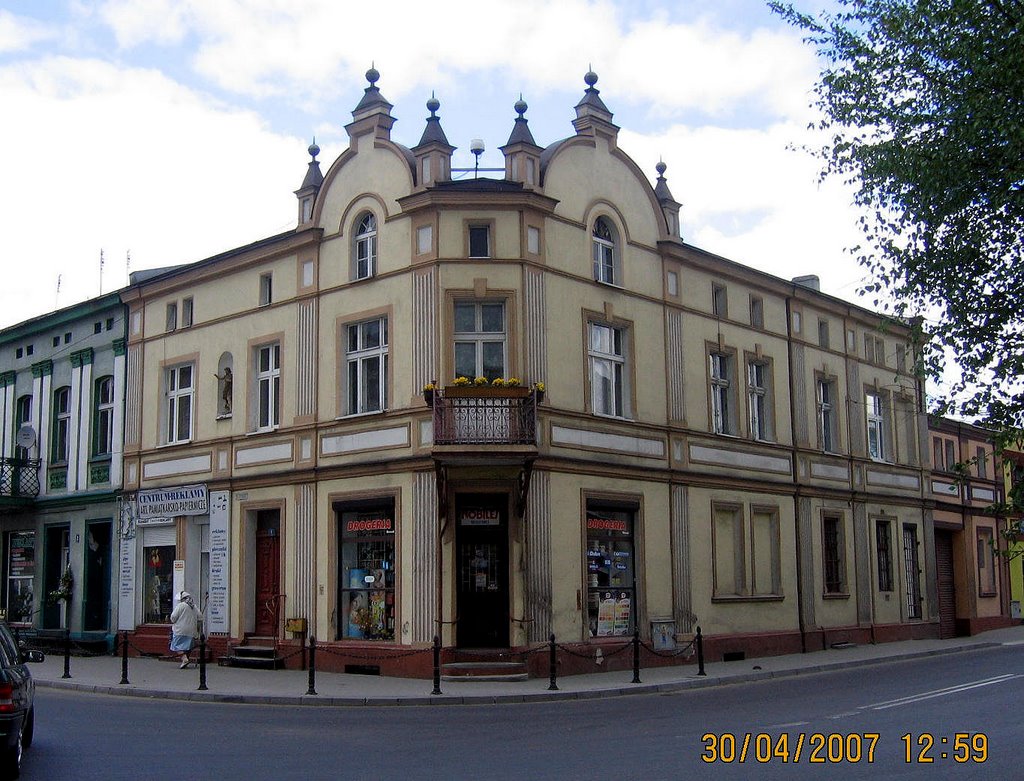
top-left (218, 637), bottom-right (286, 670)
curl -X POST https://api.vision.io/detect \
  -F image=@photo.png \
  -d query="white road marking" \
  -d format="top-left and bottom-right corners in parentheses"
top-left (862, 674), bottom-right (1021, 710)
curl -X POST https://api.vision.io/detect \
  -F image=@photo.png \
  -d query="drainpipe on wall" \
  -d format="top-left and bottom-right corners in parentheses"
top-left (785, 294), bottom-right (807, 654)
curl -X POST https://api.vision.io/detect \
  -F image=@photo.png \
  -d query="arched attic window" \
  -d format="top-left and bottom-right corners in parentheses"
top-left (353, 212), bottom-right (378, 281)
top-left (592, 217), bottom-right (618, 285)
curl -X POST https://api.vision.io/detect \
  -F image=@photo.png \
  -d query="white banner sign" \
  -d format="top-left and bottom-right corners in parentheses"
top-left (207, 490), bottom-right (230, 633)
top-left (137, 484), bottom-right (208, 519)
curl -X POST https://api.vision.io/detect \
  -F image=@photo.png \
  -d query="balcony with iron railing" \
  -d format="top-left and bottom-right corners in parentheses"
top-left (430, 386), bottom-right (539, 449)
top-left (0, 456), bottom-right (41, 503)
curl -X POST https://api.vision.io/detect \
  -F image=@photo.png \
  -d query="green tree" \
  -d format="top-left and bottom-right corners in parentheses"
top-left (770, 1), bottom-right (1024, 440)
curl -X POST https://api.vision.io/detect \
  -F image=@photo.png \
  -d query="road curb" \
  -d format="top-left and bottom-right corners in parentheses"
top-left (35, 641), bottom-right (1002, 707)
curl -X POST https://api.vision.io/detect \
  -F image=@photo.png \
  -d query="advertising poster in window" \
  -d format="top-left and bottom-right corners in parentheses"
top-left (585, 508), bottom-right (635, 637)
top-left (339, 506), bottom-right (396, 640)
top-left (6, 532), bottom-right (34, 625)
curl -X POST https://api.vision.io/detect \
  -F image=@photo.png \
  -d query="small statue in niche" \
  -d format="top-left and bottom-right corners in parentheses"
top-left (213, 367), bottom-right (233, 414)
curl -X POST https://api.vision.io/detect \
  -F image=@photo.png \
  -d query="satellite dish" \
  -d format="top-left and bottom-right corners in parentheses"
top-left (16, 425), bottom-right (36, 449)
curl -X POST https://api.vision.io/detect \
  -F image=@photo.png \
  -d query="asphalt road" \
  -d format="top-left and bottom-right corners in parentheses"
top-left (21, 644), bottom-right (1022, 780)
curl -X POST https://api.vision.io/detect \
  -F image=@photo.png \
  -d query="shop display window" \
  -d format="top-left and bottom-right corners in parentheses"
top-left (585, 506), bottom-right (635, 637)
top-left (6, 532), bottom-right (34, 625)
top-left (338, 504), bottom-right (396, 641)
top-left (144, 544), bottom-right (175, 623)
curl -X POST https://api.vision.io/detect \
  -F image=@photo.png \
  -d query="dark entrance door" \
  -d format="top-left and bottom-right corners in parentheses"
top-left (84, 521), bottom-right (112, 632)
top-left (935, 530), bottom-right (957, 638)
top-left (254, 510), bottom-right (280, 636)
top-left (456, 494), bottom-right (509, 648)
top-left (43, 526), bottom-right (70, 630)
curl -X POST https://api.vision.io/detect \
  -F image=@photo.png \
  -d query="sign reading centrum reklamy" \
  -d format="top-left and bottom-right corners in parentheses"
top-left (137, 484), bottom-right (208, 519)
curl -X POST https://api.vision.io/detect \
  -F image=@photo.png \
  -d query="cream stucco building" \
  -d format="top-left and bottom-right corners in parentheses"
top-left (114, 70), bottom-right (936, 674)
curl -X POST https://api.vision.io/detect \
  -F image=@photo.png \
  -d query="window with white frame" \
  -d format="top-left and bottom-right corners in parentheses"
top-left (866, 391), bottom-right (886, 460)
top-left (165, 364), bottom-right (194, 444)
top-left (353, 212), bottom-right (377, 280)
top-left (255, 344), bottom-right (280, 431)
top-left (747, 360), bottom-right (771, 441)
top-left (259, 273), bottom-right (273, 306)
top-left (93, 376), bottom-right (114, 457)
top-left (14, 395), bottom-right (32, 460)
top-left (592, 217), bottom-right (616, 284)
top-left (822, 513), bottom-right (846, 595)
top-left (454, 301), bottom-right (506, 381)
top-left (51, 386), bottom-right (71, 463)
top-left (345, 317), bottom-right (388, 415)
top-left (589, 322), bottom-right (627, 417)
top-left (817, 378), bottom-right (838, 452)
top-left (709, 352), bottom-right (735, 435)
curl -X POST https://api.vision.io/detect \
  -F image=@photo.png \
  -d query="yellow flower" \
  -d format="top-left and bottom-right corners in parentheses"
top-left (473, 376), bottom-right (489, 386)
top-left (491, 377), bottom-right (506, 387)
top-left (534, 382), bottom-right (545, 393)
top-left (422, 382), bottom-right (437, 392)
top-left (506, 377), bottom-right (521, 387)
top-left (453, 377), bottom-right (471, 386)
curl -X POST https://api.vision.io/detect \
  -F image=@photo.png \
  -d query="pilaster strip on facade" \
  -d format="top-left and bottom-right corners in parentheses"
top-left (853, 502), bottom-right (872, 625)
top-left (412, 268), bottom-right (436, 389)
top-left (125, 343), bottom-right (142, 447)
top-left (525, 469), bottom-right (551, 643)
top-left (293, 483), bottom-right (315, 621)
top-left (671, 484), bottom-right (694, 633)
top-left (296, 301), bottom-right (316, 417)
top-left (412, 471), bottom-right (438, 643)
top-left (667, 310), bottom-right (685, 422)
top-left (524, 267), bottom-right (547, 386)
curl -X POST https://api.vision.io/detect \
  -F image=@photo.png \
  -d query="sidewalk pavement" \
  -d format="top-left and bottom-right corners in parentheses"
top-left (32, 624), bottom-right (1024, 707)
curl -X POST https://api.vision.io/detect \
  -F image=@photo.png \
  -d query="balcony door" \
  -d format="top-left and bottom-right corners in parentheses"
top-left (456, 494), bottom-right (509, 648)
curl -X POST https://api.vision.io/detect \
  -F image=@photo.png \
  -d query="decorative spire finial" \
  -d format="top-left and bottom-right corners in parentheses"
top-left (308, 136), bottom-right (320, 160)
top-left (426, 91), bottom-right (440, 117)
top-left (366, 63), bottom-right (379, 85)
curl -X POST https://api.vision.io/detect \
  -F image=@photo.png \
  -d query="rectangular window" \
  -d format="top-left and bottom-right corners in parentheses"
top-left (903, 525), bottom-right (922, 618)
top-left (712, 284), bottom-right (727, 318)
top-left (944, 440), bottom-right (957, 473)
top-left (585, 506), bottom-right (635, 637)
top-left (421, 157), bottom-right (430, 185)
top-left (165, 364), bottom-right (194, 444)
top-left (345, 317), bottom-right (388, 415)
top-left (255, 344), bottom-right (281, 430)
top-left (817, 378), bottom-right (838, 452)
top-left (165, 302), bottom-right (177, 332)
top-left (822, 514), bottom-right (845, 594)
top-left (6, 531), bottom-right (35, 625)
top-left (338, 501), bottom-right (396, 641)
top-left (864, 333), bottom-right (875, 364)
top-left (454, 301), bottom-right (506, 381)
top-left (416, 225), bottom-right (433, 255)
top-left (144, 544), bottom-right (175, 623)
top-left (667, 271), bottom-right (678, 297)
top-left (259, 273), bottom-right (273, 306)
top-left (750, 507), bottom-right (781, 596)
top-left (818, 318), bottom-right (830, 349)
top-left (51, 386), bottom-right (71, 463)
top-left (932, 437), bottom-right (944, 470)
top-left (527, 226), bottom-right (540, 255)
top-left (710, 352), bottom-right (734, 435)
top-left (712, 503), bottom-right (744, 597)
top-left (589, 322), bottom-right (627, 418)
top-left (181, 297), bottom-right (194, 328)
top-left (14, 396), bottom-right (32, 460)
top-left (977, 447), bottom-right (988, 478)
top-left (866, 391), bottom-right (886, 460)
top-left (301, 197), bottom-right (313, 223)
top-left (846, 329), bottom-right (856, 351)
top-left (792, 310), bottom-right (802, 334)
top-left (749, 295), bottom-right (763, 328)
top-left (747, 360), bottom-right (771, 441)
top-left (875, 520), bottom-right (893, 591)
top-left (896, 343), bottom-right (907, 373)
top-left (93, 376), bottom-right (114, 456)
top-left (468, 225), bottom-right (490, 258)
top-left (875, 336), bottom-right (885, 366)
top-left (977, 527), bottom-right (997, 596)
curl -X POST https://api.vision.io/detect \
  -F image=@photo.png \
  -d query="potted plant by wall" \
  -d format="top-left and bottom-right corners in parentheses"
top-left (422, 382), bottom-right (437, 407)
top-left (444, 377), bottom-right (532, 398)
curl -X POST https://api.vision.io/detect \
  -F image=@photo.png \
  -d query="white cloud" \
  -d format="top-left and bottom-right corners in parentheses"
top-left (0, 10), bottom-right (55, 53)
top-left (0, 56), bottom-right (307, 328)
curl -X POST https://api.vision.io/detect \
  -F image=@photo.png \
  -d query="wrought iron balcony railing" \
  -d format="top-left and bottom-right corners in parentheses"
top-left (432, 389), bottom-right (538, 446)
top-left (0, 457), bottom-right (41, 498)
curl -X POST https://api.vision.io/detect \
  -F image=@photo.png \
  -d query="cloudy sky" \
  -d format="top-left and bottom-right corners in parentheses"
top-left (0, 0), bottom-right (864, 330)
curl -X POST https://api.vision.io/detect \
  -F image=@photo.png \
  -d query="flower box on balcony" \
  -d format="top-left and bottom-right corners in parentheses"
top-left (443, 386), bottom-right (532, 399)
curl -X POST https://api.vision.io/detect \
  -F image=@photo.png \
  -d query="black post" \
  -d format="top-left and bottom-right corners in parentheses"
top-left (119, 630), bottom-right (130, 685)
top-left (62, 627), bottom-right (71, 679)
top-left (548, 633), bottom-right (558, 691)
top-left (306, 636), bottom-right (317, 696)
top-left (696, 625), bottom-right (706, 676)
top-left (197, 633), bottom-right (208, 691)
top-left (431, 635), bottom-right (442, 696)
top-left (631, 629), bottom-right (641, 684)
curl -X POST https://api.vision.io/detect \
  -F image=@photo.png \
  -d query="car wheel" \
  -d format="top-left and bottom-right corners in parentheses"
top-left (21, 709), bottom-right (32, 750)
top-left (1, 724), bottom-right (22, 780)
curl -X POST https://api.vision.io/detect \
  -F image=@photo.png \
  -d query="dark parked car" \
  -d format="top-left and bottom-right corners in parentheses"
top-left (0, 622), bottom-right (43, 779)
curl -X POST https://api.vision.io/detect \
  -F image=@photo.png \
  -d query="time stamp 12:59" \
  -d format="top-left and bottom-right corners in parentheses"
top-left (700, 732), bottom-right (989, 764)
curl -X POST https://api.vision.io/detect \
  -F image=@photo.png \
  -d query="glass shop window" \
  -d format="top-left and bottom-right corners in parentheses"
top-left (143, 544), bottom-right (176, 623)
top-left (338, 504), bottom-right (396, 641)
top-left (585, 505), bottom-right (636, 638)
top-left (6, 531), bottom-right (35, 625)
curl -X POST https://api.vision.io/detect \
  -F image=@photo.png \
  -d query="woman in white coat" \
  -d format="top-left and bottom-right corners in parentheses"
top-left (169, 591), bottom-right (201, 668)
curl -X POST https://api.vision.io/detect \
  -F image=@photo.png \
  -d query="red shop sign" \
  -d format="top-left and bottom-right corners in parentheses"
top-left (587, 517), bottom-right (628, 532)
top-left (346, 518), bottom-right (393, 533)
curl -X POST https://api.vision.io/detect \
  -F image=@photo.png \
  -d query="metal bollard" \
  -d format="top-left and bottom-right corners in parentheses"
top-left (197, 634), bottom-right (208, 691)
top-left (62, 628), bottom-right (71, 679)
top-left (120, 630), bottom-right (130, 685)
top-left (632, 629), bottom-right (641, 684)
top-left (696, 625), bottom-right (706, 676)
top-left (548, 633), bottom-right (558, 691)
top-left (306, 636), bottom-right (317, 696)
top-left (431, 635), bottom-right (442, 696)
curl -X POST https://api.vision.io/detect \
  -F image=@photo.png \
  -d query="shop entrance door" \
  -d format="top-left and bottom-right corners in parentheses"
top-left (254, 510), bottom-right (280, 636)
top-left (456, 495), bottom-right (509, 648)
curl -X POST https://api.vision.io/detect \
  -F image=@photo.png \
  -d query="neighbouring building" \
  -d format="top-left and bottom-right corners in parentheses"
top-left (1001, 443), bottom-right (1024, 620)
top-left (0, 295), bottom-right (127, 647)
top-left (928, 418), bottom-right (1013, 636)
top-left (105, 69), bottom-right (937, 675)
